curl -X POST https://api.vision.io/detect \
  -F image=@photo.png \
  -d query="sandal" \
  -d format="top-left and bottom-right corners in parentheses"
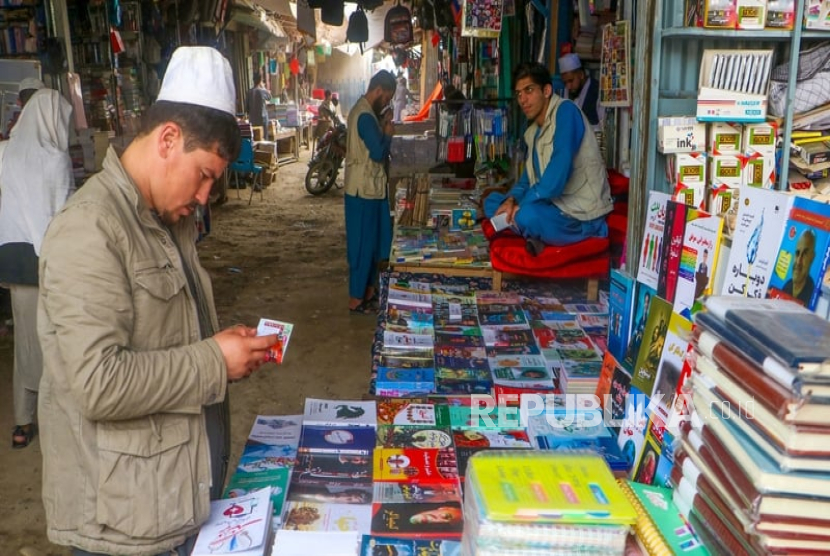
top-left (349, 301), bottom-right (376, 316)
top-left (12, 424), bottom-right (35, 449)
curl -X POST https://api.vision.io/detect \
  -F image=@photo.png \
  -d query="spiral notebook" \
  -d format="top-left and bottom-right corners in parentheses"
top-left (617, 479), bottom-right (709, 555)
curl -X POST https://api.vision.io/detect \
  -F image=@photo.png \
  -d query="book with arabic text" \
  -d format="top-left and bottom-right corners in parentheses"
top-left (192, 488), bottom-right (272, 556)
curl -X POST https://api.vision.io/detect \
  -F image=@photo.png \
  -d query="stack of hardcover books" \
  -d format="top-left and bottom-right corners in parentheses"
top-left (462, 451), bottom-right (636, 555)
top-left (681, 296), bottom-right (830, 553)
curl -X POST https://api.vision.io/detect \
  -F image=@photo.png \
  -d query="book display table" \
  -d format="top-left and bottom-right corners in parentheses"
top-left (389, 175), bottom-right (504, 289)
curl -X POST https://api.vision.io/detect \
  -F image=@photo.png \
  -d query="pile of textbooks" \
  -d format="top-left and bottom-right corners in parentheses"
top-left (462, 451), bottom-right (636, 555)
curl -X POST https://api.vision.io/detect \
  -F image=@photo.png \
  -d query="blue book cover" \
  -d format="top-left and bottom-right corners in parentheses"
top-left (376, 367), bottom-right (435, 394)
top-left (767, 196), bottom-right (830, 311)
top-left (534, 434), bottom-right (630, 471)
top-left (299, 425), bottom-right (377, 455)
top-left (608, 270), bottom-right (635, 362)
top-left (623, 283), bottom-right (657, 373)
top-left (360, 534), bottom-right (462, 555)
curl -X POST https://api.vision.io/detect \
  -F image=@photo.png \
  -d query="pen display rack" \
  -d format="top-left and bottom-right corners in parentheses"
top-left (436, 103), bottom-right (473, 163)
top-left (435, 103), bottom-right (510, 165)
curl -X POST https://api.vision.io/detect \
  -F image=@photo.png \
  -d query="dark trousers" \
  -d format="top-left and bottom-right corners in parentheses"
top-left (72, 535), bottom-right (196, 556)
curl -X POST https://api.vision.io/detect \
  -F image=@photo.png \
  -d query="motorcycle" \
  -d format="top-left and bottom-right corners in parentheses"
top-left (305, 121), bottom-right (347, 195)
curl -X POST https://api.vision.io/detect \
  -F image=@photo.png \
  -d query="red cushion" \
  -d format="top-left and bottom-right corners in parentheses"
top-left (483, 219), bottom-right (610, 278)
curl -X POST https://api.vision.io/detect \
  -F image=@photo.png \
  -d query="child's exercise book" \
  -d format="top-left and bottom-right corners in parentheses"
top-left (256, 318), bottom-right (294, 364)
top-left (466, 451), bottom-right (637, 526)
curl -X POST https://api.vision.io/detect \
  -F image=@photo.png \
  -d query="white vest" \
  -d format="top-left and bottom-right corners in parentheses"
top-left (524, 95), bottom-right (612, 221)
top-left (344, 96), bottom-right (387, 199)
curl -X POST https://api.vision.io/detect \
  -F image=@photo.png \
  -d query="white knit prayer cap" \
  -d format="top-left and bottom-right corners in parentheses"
top-left (157, 46), bottom-right (236, 116)
top-left (559, 53), bottom-right (582, 73)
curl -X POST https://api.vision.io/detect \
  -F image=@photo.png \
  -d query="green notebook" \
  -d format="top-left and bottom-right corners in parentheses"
top-left (619, 480), bottom-right (709, 555)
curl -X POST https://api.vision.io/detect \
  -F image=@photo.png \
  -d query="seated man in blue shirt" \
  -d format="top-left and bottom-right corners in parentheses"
top-left (484, 62), bottom-right (613, 255)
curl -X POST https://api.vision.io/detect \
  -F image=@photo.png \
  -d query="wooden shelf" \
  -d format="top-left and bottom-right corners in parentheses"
top-left (662, 27), bottom-right (793, 40)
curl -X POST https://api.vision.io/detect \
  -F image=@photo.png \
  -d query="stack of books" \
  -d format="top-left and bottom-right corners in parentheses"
top-left (223, 414), bottom-right (302, 527)
top-left (462, 451), bottom-right (636, 555)
top-left (281, 399), bottom-right (376, 533)
top-left (681, 296), bottom-right (830, 553)
top-left (371, 399), bottom-right (465, 541)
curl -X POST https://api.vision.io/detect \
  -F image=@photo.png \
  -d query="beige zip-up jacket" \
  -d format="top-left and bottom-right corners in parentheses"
top-left (37, 147), bottom-right (229, 555)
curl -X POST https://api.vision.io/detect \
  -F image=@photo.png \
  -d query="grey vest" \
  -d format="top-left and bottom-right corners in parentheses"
top-left (525, 95), bottom-right (613, 221)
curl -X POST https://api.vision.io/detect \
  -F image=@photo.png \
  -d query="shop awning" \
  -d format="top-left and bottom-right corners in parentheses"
top-left (230, 5), bottom-right (288, 38)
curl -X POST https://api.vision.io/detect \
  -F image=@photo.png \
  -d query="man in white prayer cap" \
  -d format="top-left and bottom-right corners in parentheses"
top-left (37, 46), bottom-right (278, 556)
top-left (559, 52), bottom-right (603, 129)
top-left (2, 77), bottom-right (46, 138)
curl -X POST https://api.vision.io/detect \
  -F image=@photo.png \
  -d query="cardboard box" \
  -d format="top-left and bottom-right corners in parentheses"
top-left (736, 0), bottom-right (767, 29)
top-left (697, 49), bottom-right (773, 122)
top-left (671, 152), bottom-right (707, 209)
top-left (658, 117), bottom-right (707, 153)
top-left (742, 122), bottom-right (777, 155)
top-left (766, 0), bottom-right (795, 28)
top-left (710, 154), bottom-right (744, 188)
top-left (795, 141), bottom-right (830, 166)
top-left (743, 153), bottom-right (776, 189)
top-left (254, 149), bottom-right (276, 167)
top-left (709, 122), bottom-right (743, 154)
top-left (708, 186), bottom-right (740, 226)
top-left (704, 0), bottom-right (737, 28)
top-left (805, 0), bottom-right (830, 29)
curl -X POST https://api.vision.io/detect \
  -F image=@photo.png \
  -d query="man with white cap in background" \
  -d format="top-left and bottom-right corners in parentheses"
top-left (37, 46), bottom-right (278, 556)
top-left (559, 52), bottom-right (603, 129)
top-left (2, 77), bottom-right (45, 139)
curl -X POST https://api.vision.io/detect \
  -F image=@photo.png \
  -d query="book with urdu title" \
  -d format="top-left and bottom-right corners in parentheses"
top-left (466, 451), bottom-right (637, 526)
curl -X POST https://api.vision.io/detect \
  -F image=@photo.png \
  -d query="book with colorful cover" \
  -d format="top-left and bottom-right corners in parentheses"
top-left (637, 191), bottom-right (672, 290)
top-left (623, 284), bottom-right (657, 373)
top-left (767, 195), bottom-right (830, 310)
top-left (376, 425), bottom-right (454, 449)
top-left (298, 425), bottom-right (377, 455)
top-left (373, 447), bottom-right (459, 483)
top-left (192, 488), bottom-right (272, 556)
top-left (375, 399), bottom-right (451, 427)
top-left (372, 481), bottom-right (463, 504)
top-left (282, 501), bottom-right (372, 532)
top-left (245, 414), bottom-right (303, 449)
top-left (286, 481), bottom-right (373, 505)
top-left (466, 451), bottom-right (637, 525)
top-left (631, 295), bottom-right (674, 396)
top-left (224, 467), bottom-right (291, 526)
top-left (656, 200), bottom-right (689, 303)
top-left (607, 269), bottom-right (637, 362)
top-left (303, 399), bottom-right (377, 428)
top-left (617, 386), bottom-right (650, 473)
top-left (370, 500), bottom-right (464, 539)
top-left (256, 318), bottom-right (294, 364)
top-left (237, 443), bottom-right (298, 473)
top-left (375, 368), bottom-right (435, 396)
top-left (617, 480), bottom-right (710, 555)
top-left (673, 207), bottom-right (724, 315)
top-left (359, 535), bottom-right (462, 556)
top-left (650, 311), bottom-right (693, 420)
top-left (721, 186), bottom-right (792, 299)
top-left (292, 452), bottom-right (372, 483)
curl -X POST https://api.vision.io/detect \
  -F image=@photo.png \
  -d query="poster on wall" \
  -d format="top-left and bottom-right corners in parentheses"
top-left (599, 20), bottom-right (631, 108)
top-left (461, 0), bottom-right (504, 38)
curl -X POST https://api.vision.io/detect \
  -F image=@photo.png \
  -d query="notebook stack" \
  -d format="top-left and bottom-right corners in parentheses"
top-left (461, 451), bottom-right (636, 555)
top-left (681, 296), bottom-right (830, 554)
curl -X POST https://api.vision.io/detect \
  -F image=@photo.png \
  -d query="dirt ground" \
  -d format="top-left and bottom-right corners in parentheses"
top-left (0, 147), bottom-right (382, 555)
